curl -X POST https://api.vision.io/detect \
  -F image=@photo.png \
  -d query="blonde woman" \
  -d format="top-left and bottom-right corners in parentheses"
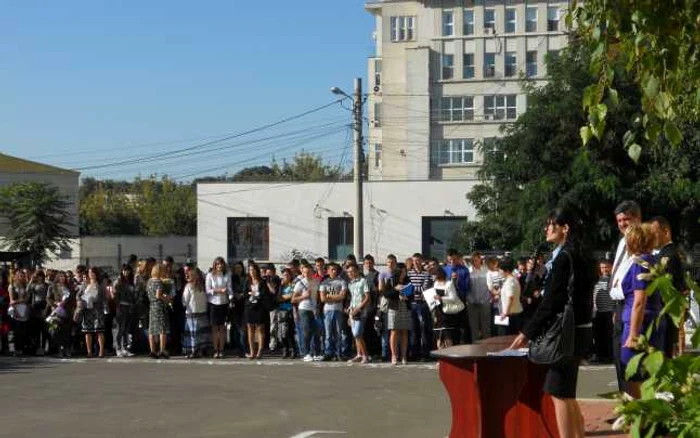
top-left (182, 267), bottom-right (212, 358)
top-left (132, 259), bottom-right (150, 353)
top-left (147, 264), bottom-right (170, 359)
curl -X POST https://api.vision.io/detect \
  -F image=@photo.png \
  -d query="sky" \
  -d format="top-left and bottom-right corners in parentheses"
top-left (0, 1), bottom-right (375, 181)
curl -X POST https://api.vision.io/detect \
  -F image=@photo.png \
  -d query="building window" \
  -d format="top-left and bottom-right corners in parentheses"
top-left (431, 138), bottom-right (474, 165)
top-left (436, 96), bottom-right (474, 122)
top-left (442, 53), bottom-right (454, 80)
top-left (526, 6), bottom-right (538, 32)
top-left (390, 16), bottom-right (415, 42)
top-left (526, 51), bottom-right (538, 77)
top-left (373, 102), bottom-right (382, 127)
top-left (442, 10), bottom-right (454, 36)
top-left (505, 52), bottom-right (517, 77)
top-left (373, 59), bottom-right (382, 88)
top-left (463, 9), bottom-right (474, 35)
top-left (374, 143), bottom-right (382, 167)
top-left (484, 52), bottom-right (496, 78)
top-left (505, 8), bottom-right (516, 33)
top-left (547, 6), bottom-right (560, 31)
top-left (482, 137), bottom-right (501, 163)
top-left (484, 8), bottom-right (496, 32)
top-left (227, 217), bottom-right (269, 261)
top-left (484, 95), bottom-right (517, 120)
top-left (422, 217), bottom-right (467, 260)
top-left (463, 53), bottom-right (475, 78)
top-left (328, 217), bottom-right (353, 261)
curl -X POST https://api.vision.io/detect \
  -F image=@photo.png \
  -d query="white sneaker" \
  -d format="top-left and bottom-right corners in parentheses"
top-left (302, 354), bottom-right (313, 362)
top-left (125, 350), bottom-right (135, 357)
top-left (313, 355), bottom-right (324, 362)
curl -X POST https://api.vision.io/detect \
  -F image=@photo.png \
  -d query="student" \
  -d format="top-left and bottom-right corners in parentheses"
top-left (591, 259), bottom-right (614, 363)
top-left (496, 257), bottom-right (523, 335)
top-left (276, 268), bottom-right (296, 359)
top-left (468, 252), bottom-right (492, 341)
top-left (147, 264), bottom-right (170, 359)
top-left (205, 257), bottom-right (233, 359)
top-left (380, 256), bottom-right (411, 365)
top-left (113, 264), bottom-right (136, 357)
top-left (320, 263), bottom-right (348, 361)
top-left (244, 263), bottom-right (269, 359)
top-left (76, 267), bottom-right (108, 358)
top-left (408, 253), bottom-right (433, 361)
top-left (346, 263), bottom-right (370, 363)
top-left (182, 266), bottom-right (212, 359)
top-left (292, 263), bottom-right (320, 362)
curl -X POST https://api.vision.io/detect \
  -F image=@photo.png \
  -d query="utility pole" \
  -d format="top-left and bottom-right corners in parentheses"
top-left (352, 78), bottom-right (364, 259)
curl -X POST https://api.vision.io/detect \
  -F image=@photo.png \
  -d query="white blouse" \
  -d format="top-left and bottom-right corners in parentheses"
top-left (205, 272), bottom-right (233, 306)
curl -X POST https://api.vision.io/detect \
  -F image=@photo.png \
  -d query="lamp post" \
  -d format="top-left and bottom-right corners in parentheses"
top-left (331, 79), bottom-right (364, 259)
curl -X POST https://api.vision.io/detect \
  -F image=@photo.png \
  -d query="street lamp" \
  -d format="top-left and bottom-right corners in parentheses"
top-left (331, 79), bottom-right (364, 259)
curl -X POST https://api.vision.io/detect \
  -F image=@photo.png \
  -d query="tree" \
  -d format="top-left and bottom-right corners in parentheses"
top-left (0, 182), bottom-right (73, 266)
top-left (79, 186), bottom-right (141, 235)
top-left (132, 176), bottom-right (196, 236)
top-left (460, 40), bottom-right (700, 253)
top-left (572, 1), bottom-right (700, 158)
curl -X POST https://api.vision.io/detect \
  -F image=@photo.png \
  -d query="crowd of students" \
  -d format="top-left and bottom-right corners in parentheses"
top-left (0, 249), bottom-right (552, 363)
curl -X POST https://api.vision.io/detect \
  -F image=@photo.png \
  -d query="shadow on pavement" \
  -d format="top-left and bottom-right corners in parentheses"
top-left (0, 357), bottom-right (56, 374)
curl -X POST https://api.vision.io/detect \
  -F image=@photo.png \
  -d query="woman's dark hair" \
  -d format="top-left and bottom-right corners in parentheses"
top-left (548, 207), bottom-right (599, 286)
top-left (499, 257), bottom-right (515, 273)
top-left (231, 261), bottom-right (245, 277)
top-left (546, 208), bottom-right (583, 243)
top-left (248, 263), bottom-right (262, 281)
top-left (119, 264), bottom-right (134, 285)
top-left (434, 266), bottom-right (447, 282)
top-left (88, 266), bottom-right (101, 283)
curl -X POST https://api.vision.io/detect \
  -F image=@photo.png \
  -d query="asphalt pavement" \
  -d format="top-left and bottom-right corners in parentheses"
top-left (0, 356), bottom-right (618, 438)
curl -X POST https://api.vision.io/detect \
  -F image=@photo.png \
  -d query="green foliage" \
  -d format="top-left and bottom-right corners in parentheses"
top-left (617, 258), bottom-right (700, 437)
top-left (460, 38), bottom-right (700, 253)
top-left (572, 0), bottom-right (700, 158)
top-left (0, 182), bottom-right (73, 266)
top-left (80, 176), bottom-right (196, 236)
top-left (217, 151), bottom-right (348, 182)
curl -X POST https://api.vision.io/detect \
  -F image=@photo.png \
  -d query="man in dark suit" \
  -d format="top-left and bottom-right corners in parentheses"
top-left (649, 216), bottom-right (687, 357)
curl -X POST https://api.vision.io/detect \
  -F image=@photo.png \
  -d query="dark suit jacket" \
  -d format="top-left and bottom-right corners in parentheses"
top-left (658, 243), bottom-right (686, 293)
top-left (522, 242), bottom-right (597, 340)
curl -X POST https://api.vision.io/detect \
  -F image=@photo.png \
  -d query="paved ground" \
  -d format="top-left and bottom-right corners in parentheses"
top-left (0, 356), bottom-right (620, 438)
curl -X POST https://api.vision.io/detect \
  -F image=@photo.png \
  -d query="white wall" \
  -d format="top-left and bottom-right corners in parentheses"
top-left (197, 180), bottom-right (478, 269)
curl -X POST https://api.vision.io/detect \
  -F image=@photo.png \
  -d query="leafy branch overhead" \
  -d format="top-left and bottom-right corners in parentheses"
top-left (572, 0), bottom-right (700, 161)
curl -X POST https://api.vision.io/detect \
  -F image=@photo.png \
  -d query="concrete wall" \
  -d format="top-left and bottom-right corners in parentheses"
top-left (197, 180), bottom-right (478, 269)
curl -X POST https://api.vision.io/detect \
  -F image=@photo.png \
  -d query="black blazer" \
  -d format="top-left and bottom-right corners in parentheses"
top-left (658, 243), bottom-right (686, 293)
top-left (522, 242), bottom-right (596, 340)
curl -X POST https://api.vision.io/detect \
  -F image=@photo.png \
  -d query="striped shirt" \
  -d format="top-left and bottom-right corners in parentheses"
top-left (594, 275), bottom-right (615, 313)
top-left (408, 269), bottom-right (433, 302)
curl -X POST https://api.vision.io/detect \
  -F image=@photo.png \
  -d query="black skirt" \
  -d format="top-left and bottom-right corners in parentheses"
top-left (209, 304), bottom-right (228, 326)
top-left (244, 301), bottom-right (265, 325)
top-left (543, 326), bottom-right (593, 399)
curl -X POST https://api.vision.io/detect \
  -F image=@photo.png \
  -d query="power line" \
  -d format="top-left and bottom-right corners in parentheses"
top-left (76, 99), bottom-right (343, 171)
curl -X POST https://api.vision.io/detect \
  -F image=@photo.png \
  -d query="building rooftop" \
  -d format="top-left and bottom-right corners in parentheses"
top-left (0, 153), bottom-right (79, 176)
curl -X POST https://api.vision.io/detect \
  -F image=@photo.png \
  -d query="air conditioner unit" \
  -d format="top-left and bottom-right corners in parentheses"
top-left (370, 120), bottom-right (381, 128)
top-left (484, 27), bottom-right (495, 35)
top-left (484, 114), bottom-right (494, 121)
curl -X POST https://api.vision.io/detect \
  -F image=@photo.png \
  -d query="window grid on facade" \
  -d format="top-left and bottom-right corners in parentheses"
top-left (436, 96), bottom-right (474, 122)
top-left (442, 53), bottom-right (454, 80)
top-left (390, 16), bottom-right (415, 42)
top-left (484, 8), bottom-right (496, 31)
top-left (463, 9), bottom-right (474, 35)
top-left (526, 7), bottom-right (538, 32)
top-left (374, 59), bottom-right (382, 87)
top-left (227, 217), bottom-right (269, 261)
top-left (484, 95), bottom-right (517, 120)
top-left (373, 102), bottom-right (382, 127)
top-left (328, 217), bottom-right (353, 261)
top-left (547, 6), bottom-right (559, 31)
top-left (432, 139), bottom-right (475, 165)
top-left (463, 53), bottom-right (475, 78)
top-left (374, 143), bottom-right (382, 167)
top-left (442, 10), bottom-right (454, 36)
top-left (526, 51), bottom-right (538, 77)
top-left (484, 52), bottom-right (496, 78)
top-left (505, 52), bottom-right (517, 77)
top-left (505, 8), bottom-right (516, 33)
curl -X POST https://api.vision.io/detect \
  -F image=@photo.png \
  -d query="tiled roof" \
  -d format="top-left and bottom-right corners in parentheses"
top-left (0, 153), bottom-right (79, 176)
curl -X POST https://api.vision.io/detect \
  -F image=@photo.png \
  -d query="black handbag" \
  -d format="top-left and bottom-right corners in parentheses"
top-left (528, 251), bottom-right (576, 366)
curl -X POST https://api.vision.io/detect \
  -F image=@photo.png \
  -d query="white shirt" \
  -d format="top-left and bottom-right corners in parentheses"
top-left (609, 237), bottom-right (631, 301)
top-left (182, 283), bottom-right (209, 314)
top-left (205, 272), bottom-right (233, 306)
top-left (294, 277), bottom-right (319, 312)
top-left (500, 276), bottom-right (523, 315)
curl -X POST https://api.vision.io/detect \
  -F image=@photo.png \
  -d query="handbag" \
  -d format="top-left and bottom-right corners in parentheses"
top-left (442, 298), bottom-right (465, 315)
top-left (528, 251), bottom-right (576, 365)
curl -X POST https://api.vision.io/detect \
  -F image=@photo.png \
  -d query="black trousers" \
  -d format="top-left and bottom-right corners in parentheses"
top-left (612, 301), bottom-right (626, 392)
top-left (593, 311), bottom-right (613, 362)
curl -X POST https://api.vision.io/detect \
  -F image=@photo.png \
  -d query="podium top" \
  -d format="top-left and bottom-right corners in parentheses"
top-left (430, 335), bottom-right (523, 360)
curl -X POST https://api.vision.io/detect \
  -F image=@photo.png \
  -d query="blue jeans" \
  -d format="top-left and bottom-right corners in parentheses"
top-left (381, 312), bottom-right (389, 359)
top-left (410, 301), bottom-right (433, 358)
top-left (298, 310), bottom-right (317, 357)
top-left (324, 310), bottom-right (346, 357)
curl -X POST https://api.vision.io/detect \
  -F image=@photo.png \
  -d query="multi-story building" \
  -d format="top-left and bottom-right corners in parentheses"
top-left (365, 0), bottom-right (569, 180)
top-left (196, 1), bottom-right (570, 268)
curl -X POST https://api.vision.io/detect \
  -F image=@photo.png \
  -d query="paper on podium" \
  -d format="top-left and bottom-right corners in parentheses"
top-left (486, 348), bottom-right (529, 357)
top-left (494, 315), bottom-right (509, 326)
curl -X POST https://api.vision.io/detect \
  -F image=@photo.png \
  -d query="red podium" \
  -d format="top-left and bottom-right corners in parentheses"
top-left (431, 336), bottom-right (560, 438)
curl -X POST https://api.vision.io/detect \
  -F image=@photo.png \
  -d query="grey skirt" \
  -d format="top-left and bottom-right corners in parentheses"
top-left (387, 301), bottom-right (411, 331)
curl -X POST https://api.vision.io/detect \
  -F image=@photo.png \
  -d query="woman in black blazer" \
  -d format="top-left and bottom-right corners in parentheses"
top-left (510, 208), bottom-right (596, 438)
